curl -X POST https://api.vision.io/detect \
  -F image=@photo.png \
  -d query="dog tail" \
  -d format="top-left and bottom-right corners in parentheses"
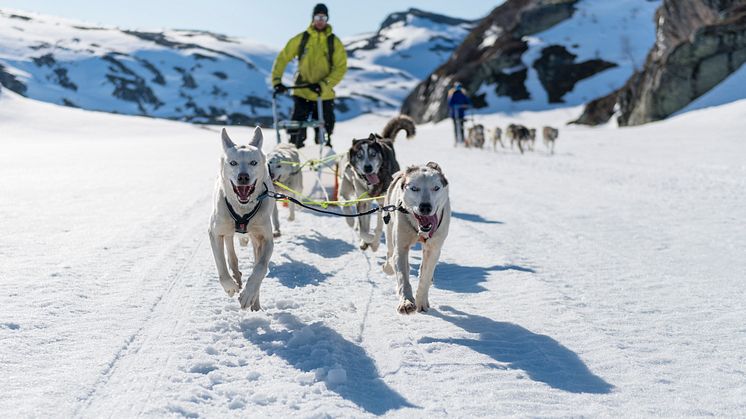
top-left (381, 115), bottom-right (416, 141)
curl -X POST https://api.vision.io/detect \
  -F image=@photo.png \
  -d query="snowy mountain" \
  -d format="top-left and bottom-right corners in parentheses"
top-left (346, 8), bottom-right (475, 80)
top-left (0, 8), bottom-right (472, 124)
top-left (402, 0), bottom-right (663, 123)
top-left (3, 84), bottom-right (746, 417)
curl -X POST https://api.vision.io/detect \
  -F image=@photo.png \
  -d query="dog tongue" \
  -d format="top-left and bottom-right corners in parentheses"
top-left (414, 213), bottom-right (439, 236)
top-left (236, 184), bottom-right (254, 199)
top-left (365, 173), bottom-right (380, 185)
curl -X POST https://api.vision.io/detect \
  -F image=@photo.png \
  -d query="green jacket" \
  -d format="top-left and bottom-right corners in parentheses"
top-left (271, 24), bottom-right (347, 101)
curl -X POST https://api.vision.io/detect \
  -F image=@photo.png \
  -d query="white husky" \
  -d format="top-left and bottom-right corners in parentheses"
top-left (266, 143), bottom-right (303, 238)
top-left (382, 163), bottom-right (451, 314)
top-left (208, 127), bottom-right (274, 311)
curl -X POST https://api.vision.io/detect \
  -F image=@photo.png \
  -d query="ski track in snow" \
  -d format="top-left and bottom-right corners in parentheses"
top-left (2, 92), bottom-right (746, 417)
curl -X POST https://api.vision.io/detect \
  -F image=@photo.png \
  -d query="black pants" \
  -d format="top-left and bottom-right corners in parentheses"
top-left (288, 96), bottom-right (335, 148)
top-left (452, 117), bottom-right (465, 144)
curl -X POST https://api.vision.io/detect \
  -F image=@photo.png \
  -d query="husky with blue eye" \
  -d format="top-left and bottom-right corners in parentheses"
top-left (382, 162), bottom-right (451, 314)
top-left (338, 115), bottom-right (415, 251)
top-left (208, 127), bottom-right (273, 311)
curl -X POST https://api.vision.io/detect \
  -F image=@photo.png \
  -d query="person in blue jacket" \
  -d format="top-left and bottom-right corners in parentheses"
top-left (447, 82), bottom-right (471, 144)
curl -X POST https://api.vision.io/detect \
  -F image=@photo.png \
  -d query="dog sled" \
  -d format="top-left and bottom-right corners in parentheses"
top-left (271, 85), bottom-right (339, 202)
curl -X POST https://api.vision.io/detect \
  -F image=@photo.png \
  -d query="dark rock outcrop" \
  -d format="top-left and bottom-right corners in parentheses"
top-left (0, 62), bottom-right (27, 95)
top-left (569, 86), bottom-right (623, 125)
top-left (576, 0), bottom-right (746, 126)
top-left (402, 0), bottom-right (582, 123)
top-left (533, 45), bottom-right (617, 103)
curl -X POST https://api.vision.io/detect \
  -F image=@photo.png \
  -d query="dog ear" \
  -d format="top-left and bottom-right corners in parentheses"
top-left (249, 126), bottom-right (263, 149)
top-left (221, 128), bottom-right (236, 152)
top-left (425, 162), bottom-right (448, 186)
top-left (425, 162), bottom-right (442, 173)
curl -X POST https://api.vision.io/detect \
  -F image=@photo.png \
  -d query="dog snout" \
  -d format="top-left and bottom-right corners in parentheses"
top-left (237, 172), bottom-right (251, 185)
top-left (419, 203), bottom-right (432, 215)
top-left (363, 164), bottom-right (373, 174)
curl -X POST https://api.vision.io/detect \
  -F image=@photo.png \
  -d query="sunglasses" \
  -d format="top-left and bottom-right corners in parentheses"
top-left (313, 14), bottom-right (328, 22)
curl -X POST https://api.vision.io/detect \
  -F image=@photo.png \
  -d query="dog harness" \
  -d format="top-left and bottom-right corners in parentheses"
top-left (224, 184), bottom-right (269, 234)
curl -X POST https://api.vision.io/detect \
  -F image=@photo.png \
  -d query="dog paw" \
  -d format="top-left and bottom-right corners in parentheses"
top-left (238, 283), bottom-right (262, 311)
top-left (382, 262), bottom-right (394, 275)
top-left (273, 231), bottom-right (281, 238)
top-left (359, 241), bottom-right (369, 251)
top-left (231, 272), bottom-right (243, 290)
top-left (415, 298), bottom-right (429, 313)
top-left (287, 215), bottom-right (295, 222)
top-left (397, 299), bottom-right (416, 315)
top-left (250, 298), bottom-right (261, 312)
top-left (220, 277), bottom-right (240, 297)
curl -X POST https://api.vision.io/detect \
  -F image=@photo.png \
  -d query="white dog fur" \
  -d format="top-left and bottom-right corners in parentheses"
top-left (208, 127), bottom-right (274, 311)
top-left (382, 162), bottom-right (451, 314)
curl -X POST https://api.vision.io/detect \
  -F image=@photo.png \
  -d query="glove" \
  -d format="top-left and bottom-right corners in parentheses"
top-left (273, 83), bottom-right (287, 94)
top-left (307, 83), bottom-right (322, 94)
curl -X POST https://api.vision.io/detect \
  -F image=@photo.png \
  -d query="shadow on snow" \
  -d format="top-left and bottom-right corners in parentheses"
top-left (407, 262), bottom-right (535, 293)
top-left (421, 306), bottom-right (613, 394)
top-left (452, 211), bottom-right (504, 225)
top-left (295, 230), bottom-right (355, 259)
top-left (241, 313), bottom-right (416, 414)
top-left (268, 256), bottom-right (328, 288)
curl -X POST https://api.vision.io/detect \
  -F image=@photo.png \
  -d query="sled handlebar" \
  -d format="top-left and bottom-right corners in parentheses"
top-left (272, 84), bottom-right (313, 98)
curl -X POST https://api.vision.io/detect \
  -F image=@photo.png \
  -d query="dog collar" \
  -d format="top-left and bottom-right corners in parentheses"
top-left (224, 183), bottom-right (269, 234)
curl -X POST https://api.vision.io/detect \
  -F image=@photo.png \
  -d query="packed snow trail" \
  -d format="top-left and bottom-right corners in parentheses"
top-left (2, 92), bottom-right (746, 416)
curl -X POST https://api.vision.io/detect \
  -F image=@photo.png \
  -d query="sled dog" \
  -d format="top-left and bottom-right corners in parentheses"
top-left (466, 124), bottom-right (485, 148)
top-left (382, 162), bottom-right (451, 314)
top-left (266, 143), bottom-right (303, 237)
top-left (338, 115), bottom-right (414, 251)
top-left (208, 127), bottom-right (273, 311)
top-left (492, 126), bottom-right (504, 150)
top-left (542, 126), bottom-right (559, 155)
top-left (507, 123), bottom-right (531, 154)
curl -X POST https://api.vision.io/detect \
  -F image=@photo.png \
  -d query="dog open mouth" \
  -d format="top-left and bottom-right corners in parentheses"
top-left (413, 213), bottom-right (439, 234)
top-left (231, 180), bottom-right (256, 204)
top-left (364, 173), bottom-right (380, 185)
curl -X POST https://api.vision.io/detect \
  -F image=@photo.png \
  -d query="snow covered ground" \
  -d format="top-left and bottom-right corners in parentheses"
top-left (1, 90), bottom-right (746, 417)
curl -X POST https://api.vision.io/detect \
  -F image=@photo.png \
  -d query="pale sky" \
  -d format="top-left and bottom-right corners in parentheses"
top-left (0, 0), bottom-right (498, 47)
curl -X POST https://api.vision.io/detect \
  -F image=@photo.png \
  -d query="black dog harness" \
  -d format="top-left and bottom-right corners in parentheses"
top-left (224, 184), bottom-right (269, 234)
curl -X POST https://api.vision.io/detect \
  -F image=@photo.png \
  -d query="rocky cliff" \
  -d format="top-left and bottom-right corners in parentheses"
top-left (575, 0), bottom-right (746, 126)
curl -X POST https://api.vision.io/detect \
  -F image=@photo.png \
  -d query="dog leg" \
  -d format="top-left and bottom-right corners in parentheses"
top-left (209, 230), bottom-right (240, 297)
top-left (271, 201), bottom-right (281, 238)
top-left (288, 197), bottom-right (296, 222)
top-left (416, 244), bottom-right (442, 312)
top-left (358, 202), bottom-right (373, 250)
top-left (339, 177), bottom-right (355, 228)
top-left (382, 216), bottom-right (395, 275)
top-left (238, 233), bottom-right (273, 311)
top-left (393, 232), bottom-right (416, 314)
top-left (225, 235), bottom-right (242, 289)
top-left (367, 211), bottom-right (384, 252)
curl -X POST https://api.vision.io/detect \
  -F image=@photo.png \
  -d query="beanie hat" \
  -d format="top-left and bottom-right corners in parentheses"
top-left (313, 3), bottom-right (328, 17)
